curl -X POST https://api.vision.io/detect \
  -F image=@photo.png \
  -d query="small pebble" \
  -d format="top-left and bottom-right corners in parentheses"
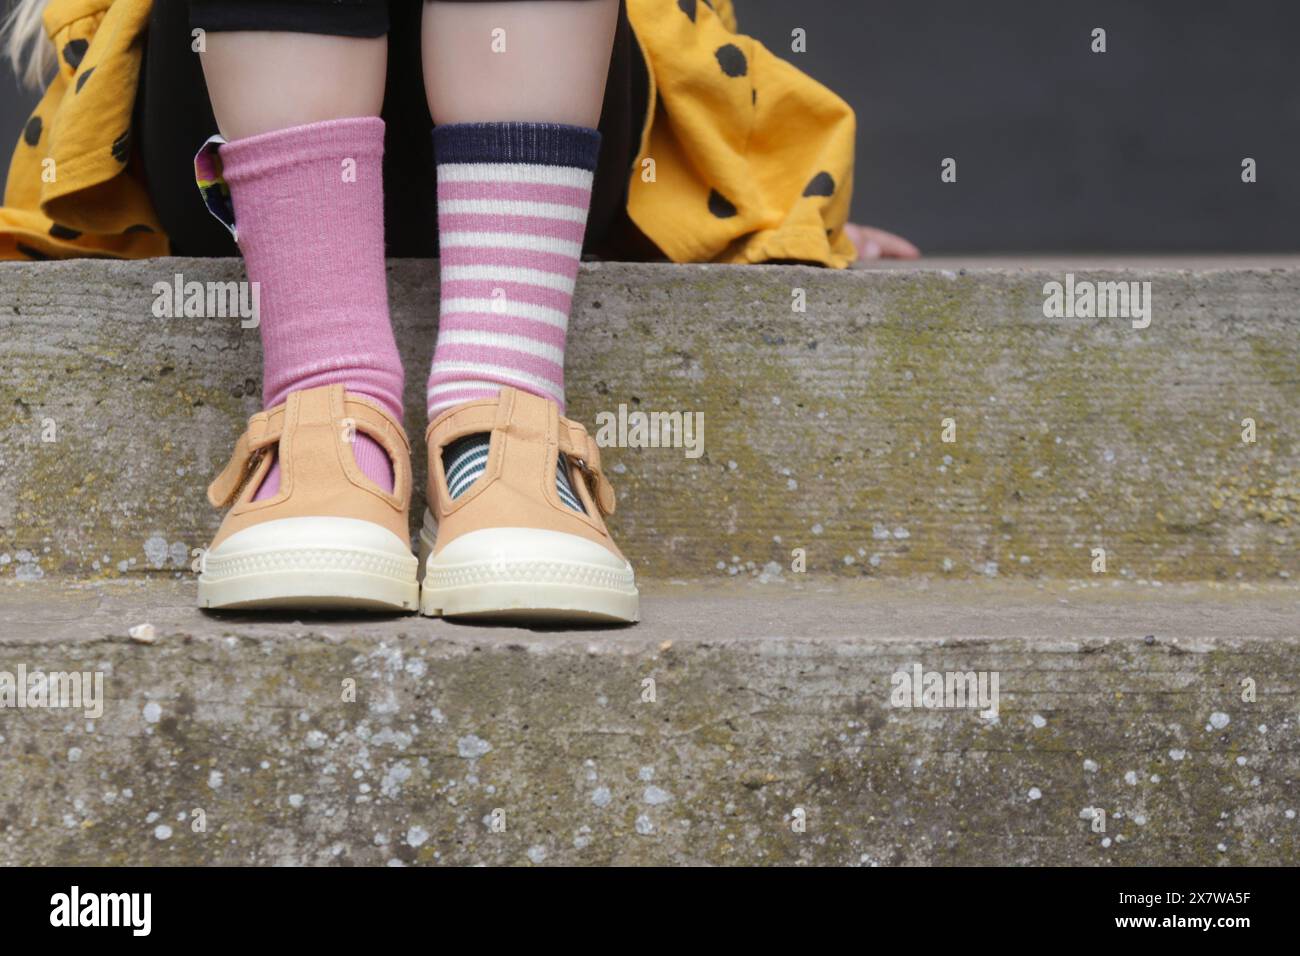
top-left (128, 623), bottom-right (157, 644)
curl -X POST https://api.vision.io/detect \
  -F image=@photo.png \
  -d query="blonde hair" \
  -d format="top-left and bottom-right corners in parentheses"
top-left (2, 0), bottom-right (54, 89)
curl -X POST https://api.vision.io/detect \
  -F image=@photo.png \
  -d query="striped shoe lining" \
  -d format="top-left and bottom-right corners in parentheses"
top-left (442, 433), bottom-right (585, 514)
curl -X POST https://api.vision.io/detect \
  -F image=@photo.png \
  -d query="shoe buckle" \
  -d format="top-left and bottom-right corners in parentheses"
top-left (572, 454), bottom-right (616, 517)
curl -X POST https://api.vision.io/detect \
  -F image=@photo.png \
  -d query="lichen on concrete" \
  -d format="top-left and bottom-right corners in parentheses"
top-left (0, 577), bottom-right (1296, 865)
top-left (2, 259), bottom-right (1297, 583)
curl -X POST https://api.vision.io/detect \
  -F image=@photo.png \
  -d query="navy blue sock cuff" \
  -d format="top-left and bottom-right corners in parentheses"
top-left (432, 122), bottom-right (601, 170)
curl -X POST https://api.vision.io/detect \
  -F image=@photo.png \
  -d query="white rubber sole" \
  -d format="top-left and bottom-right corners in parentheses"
top-left (198, 516), bottom-right (419, 612)
top-left (418, 511), bottom-right (639, 623)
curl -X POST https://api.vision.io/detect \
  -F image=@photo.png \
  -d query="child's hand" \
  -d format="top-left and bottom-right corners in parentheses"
top-left (845, 223), bottom-right (920, 260)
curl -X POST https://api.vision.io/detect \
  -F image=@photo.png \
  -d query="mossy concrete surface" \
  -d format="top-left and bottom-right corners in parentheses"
top-left (0, 578), bottom-right (1295, 866)
top-left (1, 257), bottom-right (1297, 583)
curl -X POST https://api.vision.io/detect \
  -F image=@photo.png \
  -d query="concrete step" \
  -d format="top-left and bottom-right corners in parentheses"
top-left (1, 257), bottom-right (1297, 582)
top-left (0, 578), bottom-right (1295, 865)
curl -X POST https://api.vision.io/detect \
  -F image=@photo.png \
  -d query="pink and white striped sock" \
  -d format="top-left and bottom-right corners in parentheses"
top-left (426, 123), bottom-right (601, 419)
top-left (217, 117), bottom-right (404, 500)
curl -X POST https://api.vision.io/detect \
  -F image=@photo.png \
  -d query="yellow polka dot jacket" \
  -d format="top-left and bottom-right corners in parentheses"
top-left (2, 0), bottom-right (856, 267)
top-left (626, 0), bottom-right (856, 267)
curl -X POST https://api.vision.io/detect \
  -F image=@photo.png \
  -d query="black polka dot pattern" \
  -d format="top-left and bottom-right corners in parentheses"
top-left (111, 129), bottom-right (130, 164)
top-left (708, 189), bottom-right (737, 218)
top-left (62, 39), bottom-right (88, 70)
top-left (16, 242), bottom-right (50, 260)
top-left (75, 66), bottom-right (94, 93)
top-left (803, 172), bottom-right (835, 197)
top-left (677, 0), bottom-right (696, 21)
top-left (23, 116), bottom-right (42, 146)
top-left (49, 224), bottom-right (81, 240)
top-left (715, 44), bottom-right (747, 78)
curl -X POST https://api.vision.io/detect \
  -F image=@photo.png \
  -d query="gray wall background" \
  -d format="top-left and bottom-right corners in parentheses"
top-left (2, 0), bottom-right (1296, 252)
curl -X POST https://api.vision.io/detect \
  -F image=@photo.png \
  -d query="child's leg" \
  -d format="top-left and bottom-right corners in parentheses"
top-left (422, 0), bottom-right (618, 126)
top-left (201, 32), bottom-right (387, 141)
top-left (422, 0), bottom-right (617, 422)
top-left (197, 5), bottom-right (402, 496)
top-left (192, 3), bottom-right (421, 612)
top-left (422, 1), bottom-right (616, 518)
top-left (417, 1), bottom-right (638, 623)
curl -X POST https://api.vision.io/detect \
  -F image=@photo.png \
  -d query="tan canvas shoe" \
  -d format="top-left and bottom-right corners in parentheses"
top-left (198, 383), bottom-right (419, 611)
top-left (419, 387), bottom-right (638, 623)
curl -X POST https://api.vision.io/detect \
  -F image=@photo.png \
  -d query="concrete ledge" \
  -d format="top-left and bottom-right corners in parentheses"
top-left (1, 257), bottom-right (1297, 581)
top-left (0, 578), bottom-right (1295, 865)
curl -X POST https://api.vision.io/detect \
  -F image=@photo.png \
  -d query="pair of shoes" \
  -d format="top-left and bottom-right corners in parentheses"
top-left (196, 383), bottom-right (638, 623)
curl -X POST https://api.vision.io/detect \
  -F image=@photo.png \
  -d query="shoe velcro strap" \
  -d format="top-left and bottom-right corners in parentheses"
top-left (244, 406), bottom-right (284, 448)
top-left (206, 407), bottom-right (284, 508)
top-left (207, 392), bottom-right (409, 509)
top-left (558, 418), bottom-right (616, 516)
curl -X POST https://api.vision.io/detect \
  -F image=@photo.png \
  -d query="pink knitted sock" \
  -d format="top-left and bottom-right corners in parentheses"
top-left (426, 123), bottom-right (601, 419)
top-left (218, 117), bottom-right (402, 499)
